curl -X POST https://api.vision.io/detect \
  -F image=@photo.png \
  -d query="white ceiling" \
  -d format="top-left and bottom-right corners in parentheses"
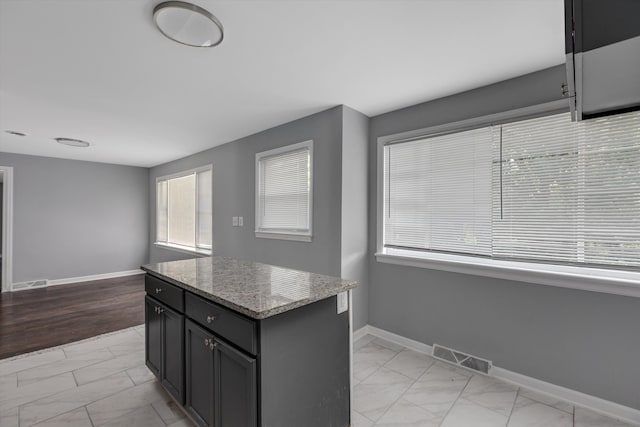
top-left (0, 0), bottom-right (565, 167)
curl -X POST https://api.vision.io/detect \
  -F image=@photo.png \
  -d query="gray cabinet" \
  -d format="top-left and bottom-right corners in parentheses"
top-left (145, 295), bottom-right (185, 404)
top-left (145, 273), bottom-right (350, 427)
top-left (185, 319), bottom-right (257, 427)
top-left (216, 336), bottom-right (256, 427)
top-left (185, 320), bottom-right (215, 426)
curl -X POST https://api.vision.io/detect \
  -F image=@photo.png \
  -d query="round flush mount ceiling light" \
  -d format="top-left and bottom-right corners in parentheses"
top-left (153, 1), bottom-right (224, 47)
top-left (55, 137), bottom-right (90, 148)
top-left (5, 130), bottom-right (28, 137)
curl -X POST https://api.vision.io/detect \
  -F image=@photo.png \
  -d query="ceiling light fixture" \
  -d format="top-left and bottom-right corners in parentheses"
top-left (5, 130), bottom-right (27, 136)
top-left (55, 137), bottom-right (90, 148)
top-left (153, 1), bottom-right (224, 48)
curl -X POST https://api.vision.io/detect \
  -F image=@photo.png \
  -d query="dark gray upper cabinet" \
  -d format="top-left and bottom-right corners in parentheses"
top-left (565, 0), bottom-right (640, 120)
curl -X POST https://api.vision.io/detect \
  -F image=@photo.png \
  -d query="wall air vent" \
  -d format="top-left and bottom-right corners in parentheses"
top-left (12, 280), bottom-right (48, 291)
top-left (432, 344), bottom-right (492, 375)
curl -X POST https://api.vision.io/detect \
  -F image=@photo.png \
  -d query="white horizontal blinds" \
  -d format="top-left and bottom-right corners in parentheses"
top-left (196, 169), bottom-right (212, 249)
top-left (157, 180), bottom-right (168, 242)
top-left (259, 147), bottom-right (310, 232)
top-left (384, 127), bottom-right (493, 255)
top-left (494, 111), bottom-right (640, 268)
top-left (167, 174), bottom-right (196, 247)
top-left (581, 111), bottom-right (640, 267)
top-left (494, 113), bottom-right (581, 263)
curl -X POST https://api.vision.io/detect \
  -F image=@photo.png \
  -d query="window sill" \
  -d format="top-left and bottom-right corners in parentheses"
top-left (154, 242), bottom-right (212, 257)
top-left (375, 249), bottom-right (640, 298)
top-left (255, 231), bottom-right (312, 242)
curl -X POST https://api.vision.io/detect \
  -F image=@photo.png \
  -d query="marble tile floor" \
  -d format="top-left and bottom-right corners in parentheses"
top-left (0, 327), bottom-right (636, 427)
top-left (352, 335), bottom-right (637, 427)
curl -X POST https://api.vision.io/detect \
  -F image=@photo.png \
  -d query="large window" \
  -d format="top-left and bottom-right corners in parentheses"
top-left (156, 166), bottom-right (212, 254)
top-left (380, 110), bottom-right (640, 283)
top-left (255, 140), bottom-right (313, 241)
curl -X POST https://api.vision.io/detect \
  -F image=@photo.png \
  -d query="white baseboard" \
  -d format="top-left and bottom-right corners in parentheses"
top-left (354, 324), bottom-right (640, 425)
top-left (12, 269), bottom-right (144, 291)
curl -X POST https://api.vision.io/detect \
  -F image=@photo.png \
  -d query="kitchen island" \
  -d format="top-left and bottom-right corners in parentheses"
top-left (141, 256), bottom-right (356, 427)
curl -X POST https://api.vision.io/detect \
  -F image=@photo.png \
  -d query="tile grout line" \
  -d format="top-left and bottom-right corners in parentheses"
top-left (505, 387), bottom-right (521, 426)
top-left (370, 348), bottom-right (421, 425)
top-left (16, 368), bottom-right (139, 426)
top-left (437, 373), bottom-right (473, 427)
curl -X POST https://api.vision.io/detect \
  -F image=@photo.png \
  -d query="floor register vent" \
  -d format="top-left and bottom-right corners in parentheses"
top-left (12, 280), bottom-right (48, 291)
top-left (432, 344), bottom-right (492, 375)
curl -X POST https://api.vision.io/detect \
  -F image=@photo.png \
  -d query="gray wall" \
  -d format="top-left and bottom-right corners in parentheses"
top-left (367, 65), bottom-right (640, 410)
top-left (0, 152), bottom-right (149, 283)
top-left (149, 106), bottom-right (371, 330)
top-left (341, 106), bottom-right (370, 330)
top-left (0, 182), bottom-right (3, 256)
top-left (149, 107), bottom-right (344, 278)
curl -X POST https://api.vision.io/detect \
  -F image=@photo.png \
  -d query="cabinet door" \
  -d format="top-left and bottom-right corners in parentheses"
top-left (145, 296), bottom-right (162, 378)
top-left (162, 305), bottom-right (184, 404)
top-left (185, 320), bottom-right (216, 427)
top-left (215, 339), bottom-right (257, 427)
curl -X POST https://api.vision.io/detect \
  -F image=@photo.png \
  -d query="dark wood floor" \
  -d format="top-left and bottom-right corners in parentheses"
top-left (0, 274), bottom-right (145, 360)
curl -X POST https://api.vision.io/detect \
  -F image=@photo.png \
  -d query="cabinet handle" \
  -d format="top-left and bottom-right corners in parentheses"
top-left (204, 338), bottom-right (217, 350)
top-left (154, 306), bottom-right (159, 314)
top-left (206, 315), bottom-right (217, 323)
top-left (155, 288), bottom-right (163, 293)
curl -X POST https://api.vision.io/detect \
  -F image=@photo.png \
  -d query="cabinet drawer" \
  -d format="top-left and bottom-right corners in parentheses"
top-left (185, 292), bottom-right (257, 355)
top-left (145, 274), bottom-right (184, 312)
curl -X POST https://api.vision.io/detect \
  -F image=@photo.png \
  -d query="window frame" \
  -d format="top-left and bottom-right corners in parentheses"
top-left (255, 140), bottom-right (313, 242)
top-left (155, 165), bottom-right (213, 255)
top-left (375, 99), bottom-right (640, 298)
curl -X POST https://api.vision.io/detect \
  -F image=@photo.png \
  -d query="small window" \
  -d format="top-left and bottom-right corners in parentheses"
top-left (156, 166), bottom-right (212, 254)
top-left (255, 141), bottom-right (313, 241)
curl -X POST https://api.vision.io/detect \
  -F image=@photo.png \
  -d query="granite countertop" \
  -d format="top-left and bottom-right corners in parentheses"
top-left (141, 256), bottom-right (357, 319)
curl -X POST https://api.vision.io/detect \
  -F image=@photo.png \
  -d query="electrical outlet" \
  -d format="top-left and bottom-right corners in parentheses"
top-left (232, 216), bottom-right (238, 226)
top-left (238, 216), bottom-right (243, 227)
top-left (337, 291), bottom-right (348, 314)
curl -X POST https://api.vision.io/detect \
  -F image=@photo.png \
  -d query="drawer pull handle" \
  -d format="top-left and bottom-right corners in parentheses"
top-left (155, 288), bottom-right (163, 293)
top-left (206, 315), bottom-right (217, 323)
top-left (204, 338), bottom-right (217, 350)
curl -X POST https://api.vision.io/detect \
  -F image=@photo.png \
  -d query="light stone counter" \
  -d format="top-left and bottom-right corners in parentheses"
top-left (141, 256), bottom-right (356, 319)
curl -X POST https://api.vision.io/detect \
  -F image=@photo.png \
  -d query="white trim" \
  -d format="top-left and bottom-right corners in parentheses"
top-left (366, 325), bottom-right (434, 355)
top-left (355, 324), bottom-right (640, 425)
top-left (255, 140), bottom-right (313, 241)
top-left (493, 367), bottom-right (640, 426)
top-left (254, 231), bottom-right (312, 242)
top-left (0, 166), bottom-right (14, 293)
top-left (353, 325), bottom-right (371, 342)
top-left (154, 241), bottom-right (212, 256)
top-left (155, 165), bottom-right (212, 183)
top-left (10, 269), bottom-right (144, 291)
top-left (376, 250), bottom-right (640, 298)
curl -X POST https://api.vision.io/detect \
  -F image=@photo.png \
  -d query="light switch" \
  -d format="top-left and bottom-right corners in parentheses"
top-left (238, 216), bottom-right (243, 227)
top-left (232, 216), bottom-right (238, 226)
top-left (337, 291), bottom-right (348, 314)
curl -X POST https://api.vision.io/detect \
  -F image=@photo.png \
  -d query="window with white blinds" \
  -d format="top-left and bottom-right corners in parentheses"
top-left (156, 166), bottom-right (212, 253)
top-left (383, 110), bottom-right (640, 270)
top-left (384, 127), bottom-right (493, 256)
top-left (256, 140), bottom-right (313, 241)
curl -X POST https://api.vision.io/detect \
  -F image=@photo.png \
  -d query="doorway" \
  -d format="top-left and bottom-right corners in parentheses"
top-left (0, 166), bottom-right (13, 292)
